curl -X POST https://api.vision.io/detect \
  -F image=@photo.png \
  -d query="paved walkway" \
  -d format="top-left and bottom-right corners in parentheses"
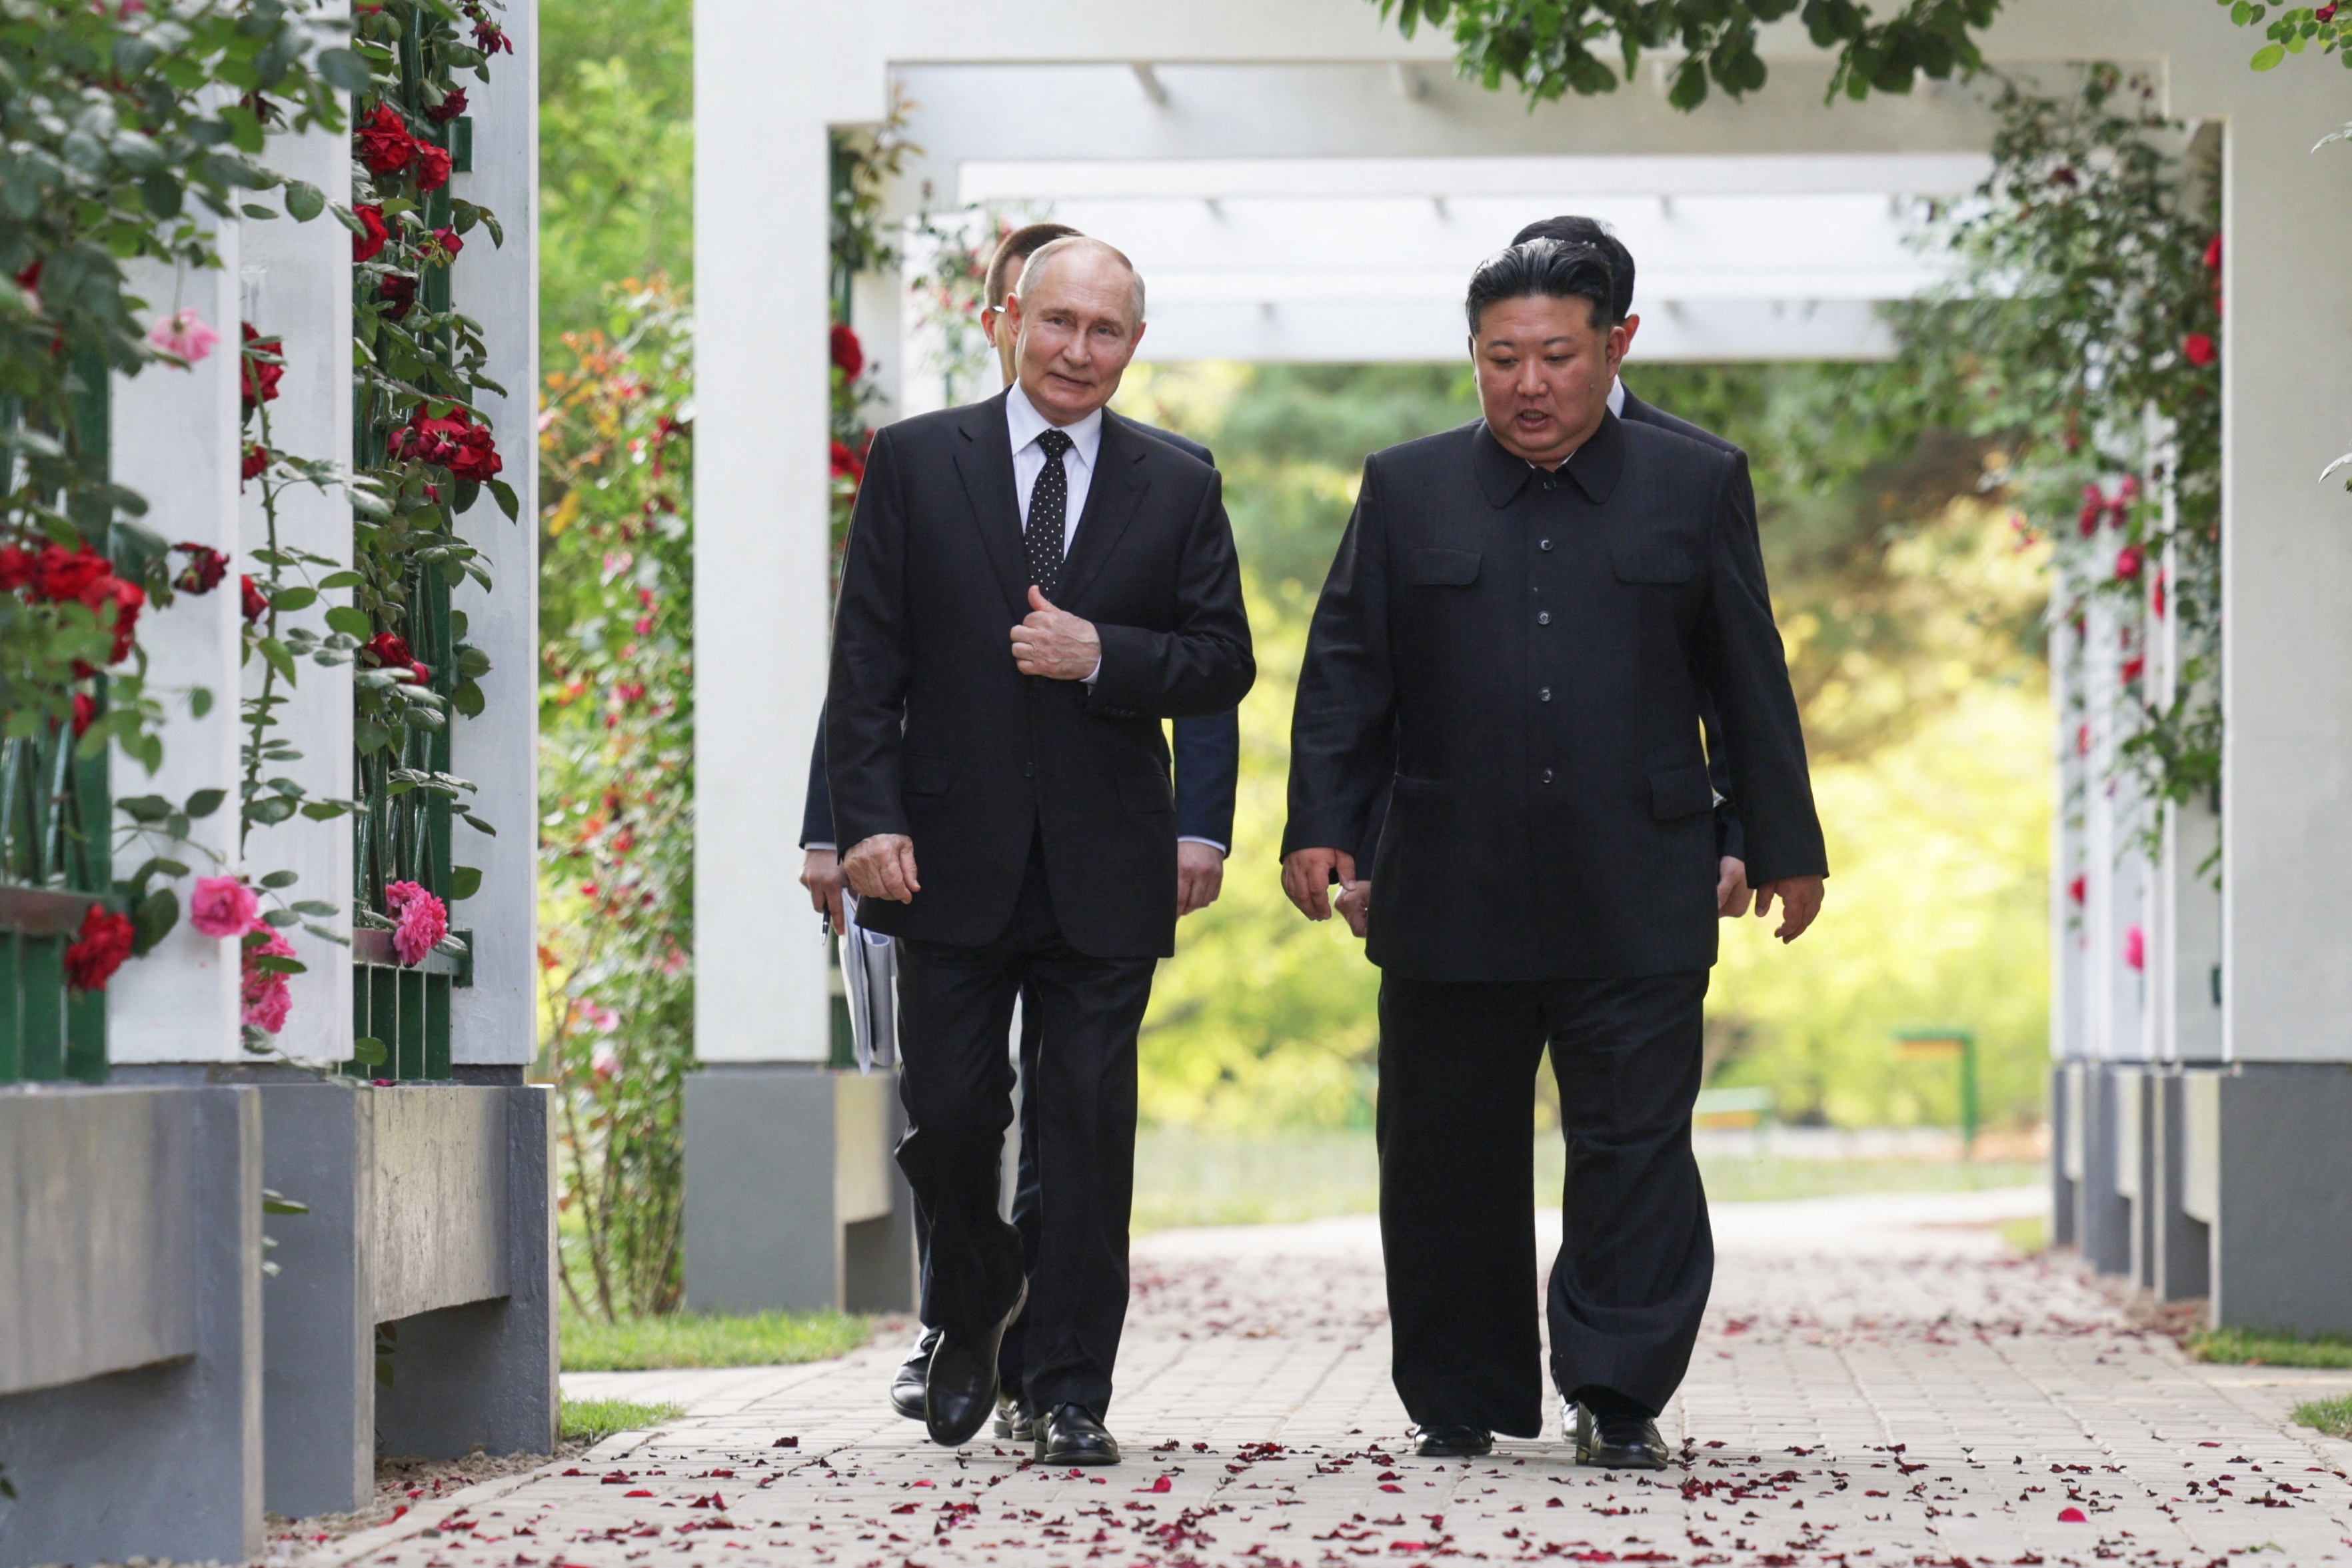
top-left (299, 1189), bottom-right (2352, 1568)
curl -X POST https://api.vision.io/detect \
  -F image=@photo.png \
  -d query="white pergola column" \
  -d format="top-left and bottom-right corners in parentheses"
top-left (242, 114), bottom-right (355, 1068)
top-left (110, 243), bottom-right (245, 1066)
top-left (448, 0), bottom-right (539, 1072)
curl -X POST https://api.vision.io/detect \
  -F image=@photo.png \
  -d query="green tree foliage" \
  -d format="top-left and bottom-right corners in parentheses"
top-left (1374, 0), bottom-right (2001, 110)
top-left (538, 281), bottom-right (694, 1319)
top-left (539, 0), bottom-right (691, 360)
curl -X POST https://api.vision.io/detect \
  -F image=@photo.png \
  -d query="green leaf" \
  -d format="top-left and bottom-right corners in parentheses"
top-left (263, 1189), bottom-right (311, 1215)
top-left (316, 47), bottom-right (374, 92)
top-left (291, 900), bottom-right (340, 917)
top-left (2253, 40), bottom-right (2288, 65)
top-left (451, 678), bottom-right (485, 718)
top-left (271, 586), bottom-right (319, 612)
top-left (488, 477), bottom-right (519, 522)
top-left (317, 570), bottom-right (365, 590)
top-left (352, 1036), bottom-right (389, 1067)
top-left (283, 179), bottom-right (326, 221)
top-left (183, 788), bottom-right (227, 818)
top-left (260, 869), bottom-right (299, 889)
top-left (189, 686), bottom-right (213, 718)
top-left (130, 886), bottom-right (179, 956)
top-left (462, 812), bottom-right (497, 836)
top-left (325, 606), bottom-right (375, 639)
top-left (119, 794), bottom-right (171, 822)
top-left (449, 865), bottom-right (483, 900)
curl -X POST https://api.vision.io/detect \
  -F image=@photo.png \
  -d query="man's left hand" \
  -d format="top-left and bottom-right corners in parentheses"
top-left (1010, 585), bottom-right (1102, 680)
top-left (1716, 856), bottom-right (1751, 918)
top-left (1177, 841), bottom-right (1225, 916)
top-left (1754, 874), bottom-right (1825, 943)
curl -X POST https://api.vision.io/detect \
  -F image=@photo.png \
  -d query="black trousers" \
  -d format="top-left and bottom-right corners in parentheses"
top-left (1376, 971), bottom-right (1713, 1439)
top-left (894, 838), bottom-right (1155, 1418)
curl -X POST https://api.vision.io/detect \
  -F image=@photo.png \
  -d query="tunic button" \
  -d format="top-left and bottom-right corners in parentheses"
top-left (1542, 478), bottom-right (1556, 491)
top-left (1023, 762), bottom-right (1036, 778)
top-left (1540, 538), bottom-right (1554, 551)
top-left (1536, 611), bottom-right (1552, 626)
top-left (1540, 768), bottom-right (1555, 784)
top-left (1539, 687), bottom-right (1552, 702)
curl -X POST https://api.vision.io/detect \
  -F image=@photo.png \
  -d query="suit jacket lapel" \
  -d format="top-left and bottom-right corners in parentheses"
top-left (950, 392), bottom-right (1032, 618)
top-left (1058, 412), bottom-right (1150, 610)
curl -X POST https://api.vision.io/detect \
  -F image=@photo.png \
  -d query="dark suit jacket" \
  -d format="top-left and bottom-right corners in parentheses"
top-left (1283, 413), bottom-right (1824, 982)
top-left (801, 424), bottom-right (1240, 853)
top-left (828, 391), bottom-right (1255, 958)
top-left (1350, 386), bottom-right (1753, 872)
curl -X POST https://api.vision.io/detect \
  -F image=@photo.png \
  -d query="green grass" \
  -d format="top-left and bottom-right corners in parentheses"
top-left (561, 1396), bottom-right (684, 1445)
top-left (1130, 1126), bottom-right (2046, 1231)
top-left (2295, 1396), bottom-right (2352, 1439)
top-left (1999, 1214), bottom-right (2048, 1255)
top-left (2191, 1327), bottom-right (2352, 1370)
top-left (560, 1304), bottom-right (873, 1371)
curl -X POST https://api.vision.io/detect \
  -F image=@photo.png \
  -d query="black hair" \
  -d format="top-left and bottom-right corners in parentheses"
top-left (1464, 239), bottom-right (1616, 335)
top-left (1511, 217), bottom-right (1635, 322)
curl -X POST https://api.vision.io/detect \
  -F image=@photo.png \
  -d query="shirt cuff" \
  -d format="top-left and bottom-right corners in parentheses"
top-left (803, 841), bottom-right (836, 852)
top-left (1083, 656), bottom-right (1102, 686)
top-left (1177, 837), bottom-right (1228, 855)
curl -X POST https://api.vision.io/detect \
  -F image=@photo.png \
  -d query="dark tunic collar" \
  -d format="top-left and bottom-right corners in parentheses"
top-left (1472, 408), bottom-right (1625, 509)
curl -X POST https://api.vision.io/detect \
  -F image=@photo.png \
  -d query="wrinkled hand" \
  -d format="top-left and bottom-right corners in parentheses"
top-left (1716, 856), bottom-right (1751, 919)
top-left (1010, 586), bottom-right (1102, 680)
top-left (843, 833), bottom-right (920, 904)
top-left (800, 847), bottom-right (848, 930)
top-left (1754, 874), bottom-right (1824, 943)
top-left (1177, 841), bottom-right (1226, 917)
top-left (1335, 876), bottom-right (1372, 939)
top-left (1281, 847), bottom-right (1358, 923)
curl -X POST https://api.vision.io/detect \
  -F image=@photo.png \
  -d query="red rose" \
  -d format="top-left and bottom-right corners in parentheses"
top-left (433, 226), bottom-right (463, 259)
top-left (378, 272), bottom-right (419, 321)
top-left (367, 632), bottom-right (414, 668)
top-left (101, 577), bottom-right (144, 663)
top-left (446, 420), bottom-right (501, 482)
top-left (408, 661), bottom-right (433, 685)
top-left (174, 543), bottom-right (229, 594)
top-left (412, 141), bottom-right (453, 192)
top-left (2113, 544), bottom-right (2143, 582)
top-left (241, 442), bottom-right (269, 482)
top-left (71, 691), bottom-right (95, 737)
top-left (2183, 332), bottom-right (2216, 367)
top-left (427, 86), bottom-right (469, 123)
top-left (241, 323), bottom-right (283, 410)
top-left (829, 438), bottom-right (865, 483)
top-left (389, 406), bottom-right (501, 482)
top-left (2067, 874), bottom-right (2085, 904)
top-left (32, 543), bottom-right (109, 603)
top-left (353, 203), bottom-right (388, 263)
top-left (472, 17), bottom-right (512, 55)
top-left (2152, 568), bottom-right (2167, 620)
top-left (2202, 234), bottom-right (2222, 273)
top-left (65, 904), bottom-right (135, 992)
top-left (830, 323), bottom-right (864, 380)
top-left (241, 575), bottom-right (269, 622)
top-left (0, 544), bottom-right (31, 591)
top-left (355, 103), bottom-right (415, 177)
top-left (2121, 654), bottom-right (2145, 685)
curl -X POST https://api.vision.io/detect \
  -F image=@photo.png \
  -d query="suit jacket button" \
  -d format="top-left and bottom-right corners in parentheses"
top-left (1540, 768), bottom-right (1555, 784)
top-left (1540, 538), bottom-right (1554, 551)
top-left (1536, 611), bottom-right (1552, 626)
top-left (1539, 687), bottom-right (1552, 702)
top-left (1023, 762), bottom-right (1036, 778)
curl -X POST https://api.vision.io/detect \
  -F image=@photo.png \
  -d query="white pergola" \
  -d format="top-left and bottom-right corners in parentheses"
top-left (694, 0), bottom-right (2352, 1321)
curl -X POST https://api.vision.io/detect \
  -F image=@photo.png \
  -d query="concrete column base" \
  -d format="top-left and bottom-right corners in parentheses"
top-left (255, 1077), bottom-right (556, 1516)
top-left (2191, 1064), bottom-right (2352, 1335)
top-left (0, 1086), bottom-right (263, 1568)
top-left (2147, 1066), bottom-right (2212, 1302)
top-left (2072, 1063), bottom-right (2132, 1275)
top-left (684, 1064), bottom-right (917, 1314)
top-left (2049, 1064), bottom-right (2078, 1249)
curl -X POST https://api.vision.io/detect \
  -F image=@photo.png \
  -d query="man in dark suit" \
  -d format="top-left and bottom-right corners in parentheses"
top-left (829, 237), bottom-right (1254, 1465)
top-left (1336, 215), bottom-right (1752, 938)
top-left (798, 223), bottom-right (1239, 1438)
top-left (1282, 240), bottom-right (1825, 1466)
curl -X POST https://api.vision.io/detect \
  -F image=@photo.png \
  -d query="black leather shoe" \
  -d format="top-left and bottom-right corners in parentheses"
top-left (889, 1328), bottom-right (940, 1421)
top-left (1412, 1423), bottom-right (1493, 1459)
top-left (992, 1392), bottom-right (1037, 1441)
top-left (1034, 1403), bottom-right (1120, 1466)
top-left (1573, 1401), bottom-right (1668, 1469)
top-left (924, 1282), bottom-right (1025, 1448)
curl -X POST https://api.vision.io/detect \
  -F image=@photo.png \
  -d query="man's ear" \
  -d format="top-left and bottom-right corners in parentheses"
top-left (1619, 312), bottom-right (1642, 359)
top-left (980, 305), bottom-right (1000, 349)
top-left (1605, 319), bottom-right (1632, 379)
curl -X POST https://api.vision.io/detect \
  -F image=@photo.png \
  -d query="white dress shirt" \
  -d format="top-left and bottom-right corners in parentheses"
top-left (1608, 376), bottom-right (1626, 418)
top-left (1006, 381), bottom-right (1101, 552)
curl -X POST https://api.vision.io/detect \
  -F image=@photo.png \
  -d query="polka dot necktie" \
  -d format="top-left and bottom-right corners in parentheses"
top-left (1026, 428), bottom-right (1074, 600)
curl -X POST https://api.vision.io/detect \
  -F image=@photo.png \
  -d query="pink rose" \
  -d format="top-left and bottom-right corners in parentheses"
top-left (190, 876), bottom-right (259, 938)
top-left (385, 880), bottom-right (450, 966)
top-left (146, 307), bottom-right (219, 363)
top-left (239, 923), bottom-right (295, 1034)
top-left (2123, 924), bottom-right (2145, 972)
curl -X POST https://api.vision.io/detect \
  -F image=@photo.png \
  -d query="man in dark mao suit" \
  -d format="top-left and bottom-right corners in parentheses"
top-left (829, 237), bottom-right (1253, 1465)
top-left (1338, 215), bottom-right (1755, 938)
top-left (1282, 241), bottom-right (1826, 1465)
top-left (798, 223), bottom-right (1238, 1439)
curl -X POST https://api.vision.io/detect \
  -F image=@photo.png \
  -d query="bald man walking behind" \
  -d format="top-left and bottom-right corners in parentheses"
top-left (828, 238), bottom-right (1254, 1464)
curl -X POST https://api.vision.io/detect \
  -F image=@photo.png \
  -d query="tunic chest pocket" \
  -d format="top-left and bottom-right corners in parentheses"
top-left (1611, 542), bottom-right (1694, 584)
top-left (1408, 548), bottom-right (1482, 586)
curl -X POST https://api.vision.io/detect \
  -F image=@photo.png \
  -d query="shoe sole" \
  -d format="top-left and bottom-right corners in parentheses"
top-left (890, 1388), bottom-right (926, 1422)
top-left (1575, 1445), bottom-right (1668, 1470)
top-left (1036, 1444), bottom-right (1120, 1466)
